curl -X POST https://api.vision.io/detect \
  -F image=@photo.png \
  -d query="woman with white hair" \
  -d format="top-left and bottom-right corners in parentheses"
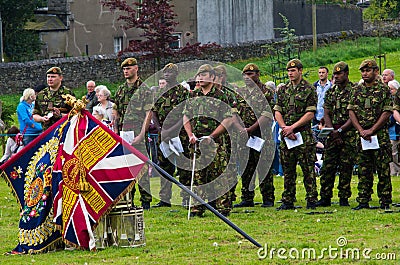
top-left (388, 80), bottom-right (400, 176)
top-left (16, 88), bottom-right (43, 145)
top-left (95, 85), bottom-right (117, 132)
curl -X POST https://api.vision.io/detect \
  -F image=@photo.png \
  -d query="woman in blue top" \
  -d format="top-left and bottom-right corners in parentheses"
top-left (17, 88), bottom-right (43, 145)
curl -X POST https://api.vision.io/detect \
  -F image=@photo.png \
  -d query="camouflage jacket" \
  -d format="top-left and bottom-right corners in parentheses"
top-left (152, 84), bottom-right (189, 131)
top-left (183, 85), bottom-right (232, 141)
top-left (114, 78), bottom-right (152, 133)
top-left (273, 78), bottom-right (316, 144)
top-left (33, 86), bottom-right (75, 129)
top-left (348, 79), bottom-right (392, 131)
top-left (324, 82), bottom-right (354, 126)
top-left (236, 85), bottom-right (273, 136)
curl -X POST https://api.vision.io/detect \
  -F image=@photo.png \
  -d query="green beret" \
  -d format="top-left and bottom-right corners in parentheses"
top-left (162, 63), bottom-right (178, 73)
top-left (359, 59), bottom-right (378, 70)
top-left (195, 64), bottom-right (213, 76)
top-left (46, 67), bottom-right (62, 75)
top-left (333, 61), bottom-right (349, 74)
top-left (242, 63), bottom-right (259, 73)
top-left (286, 59), bottom-right (303, 70)
top-left (121, 57), bottom-right (137, 68)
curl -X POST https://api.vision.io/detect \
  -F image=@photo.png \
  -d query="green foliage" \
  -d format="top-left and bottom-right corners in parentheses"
top-left (363, 0), bottom-right (398, 20)
top-left (264, 13), bottom-right (301, 84)
top-left (0, 0), bottom-right (44, 62)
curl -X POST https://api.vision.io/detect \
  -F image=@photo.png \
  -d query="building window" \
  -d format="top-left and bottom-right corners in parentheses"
top-left (136, 0), bottom-right (143, 20)
top-left (114, 37), bottom-right (123, 54)
top-left (169, 33), bottom-right (182, 50)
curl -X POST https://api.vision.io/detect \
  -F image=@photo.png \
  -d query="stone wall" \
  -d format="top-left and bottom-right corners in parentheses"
top-left (1, 23), bottom-right (399, 95)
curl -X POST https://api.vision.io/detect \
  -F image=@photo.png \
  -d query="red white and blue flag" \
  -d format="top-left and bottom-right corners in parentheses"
top-left (0, 110), bottom-right (148, 253)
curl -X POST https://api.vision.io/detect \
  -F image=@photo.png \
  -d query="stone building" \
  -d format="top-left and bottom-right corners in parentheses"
top-left (26, 0), bottom-right (362, 59)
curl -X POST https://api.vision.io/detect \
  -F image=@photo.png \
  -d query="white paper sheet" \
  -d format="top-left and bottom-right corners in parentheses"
top-left (284, 132), bottom-right (304, 149)
top-left (160, 137), bottom-right (184, 158)
top-left (120, 131), bottom-right (135, 145)
top-left (246, 136), bottom-right (265, 152)
top-left (317, 127), bottom-right (334, 138)
top-left (361, 135), bottom-right (379, 150)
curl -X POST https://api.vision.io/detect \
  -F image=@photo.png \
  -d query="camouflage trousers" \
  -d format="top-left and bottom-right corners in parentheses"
top-left (240, 148), bottom-right (275, 202)
top-left (356, 142), bottom-right (392, 204)
top-left (131, 143), bottom-right (152, 203)
top-left (319, 135), bottom-right (356, 200)
top-left (156, 150), bottom-right (176, 203)
top-left (280, 143), bottom-right (318, 203)
top-left (190, 142), bottom-right (233, 215)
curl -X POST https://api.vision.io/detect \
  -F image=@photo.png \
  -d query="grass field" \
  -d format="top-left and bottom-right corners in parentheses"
top-left (1, 174), bottom-right (400, 264)
top-left (1, 36), bottom-right (400, 264)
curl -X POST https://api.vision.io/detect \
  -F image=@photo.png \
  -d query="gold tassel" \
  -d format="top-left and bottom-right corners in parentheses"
top-left (79, 176), bottom-right (90, 192)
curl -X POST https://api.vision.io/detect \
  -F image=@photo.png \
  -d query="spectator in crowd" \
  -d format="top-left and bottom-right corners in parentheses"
top-left (388, 80), bottom-right (400, 176)
top-left (313, 66), bottom-right (332, 126)
top-left (0, 126), bottom-right (23, 165)
top-left (92, 105), bottom-right (113, 130)
top-left (382, 68), bottom-right (395, 85)
top-left (17, 88), bottom-right (43, 145)
top-left (85, 80), bottom-right (97, 113)
top-left (95, 85), bottom-right (117, 132)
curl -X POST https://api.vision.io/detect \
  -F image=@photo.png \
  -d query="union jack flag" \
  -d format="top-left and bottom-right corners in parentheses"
top-left (0, 110), bottom-right (148, 253)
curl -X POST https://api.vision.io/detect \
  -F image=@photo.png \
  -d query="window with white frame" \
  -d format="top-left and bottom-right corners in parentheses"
top-left (169, 33), bottom-right (182, 50)
top-left (114, 37), bottom-right (123, 54)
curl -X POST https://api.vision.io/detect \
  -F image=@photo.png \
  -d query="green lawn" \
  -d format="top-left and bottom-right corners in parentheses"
top-left (1, 174), bottom-right (400, 264)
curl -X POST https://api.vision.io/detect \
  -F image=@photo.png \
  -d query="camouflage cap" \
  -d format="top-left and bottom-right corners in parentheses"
top-left (162, 63), bottom-right (178, 73)
top-left (195, 64), bottom-right (213, 76)
top-left (46, 66), bottom-right (62, 75)
top-left (333, 61), bottom-right (349, 74)
top-left (214, 65), bottom-right (227, 76)
top-left (242, 63), bottom-right (259, 73)
top-left (359, 59), bottom-right (378, 70)
top-left (286, 59), bottom-right (303, 70)
top-left (121, 57), bottom-right (137, 68)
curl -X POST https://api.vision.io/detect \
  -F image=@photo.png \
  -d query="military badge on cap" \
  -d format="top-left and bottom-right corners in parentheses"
top-left (195, 64), bottom-right (213, 76)
top-left (333, 61), bottom-right (349, 74)
top-left (242, 63), bottom-right (259, 73)
top-left (286, 59), bottom-right (303, 70)
top-left (359, 59), bottom-right (378, 70)
top-left (121, 57), bottom-right (137, 68)
top-left (46, 67), bottom-right (62, 75)
top-left (162, 63), bottom-right (178, 73)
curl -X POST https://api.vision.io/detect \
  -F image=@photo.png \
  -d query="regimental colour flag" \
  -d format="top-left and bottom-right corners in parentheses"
top-left (0, 110), bottom-right (148, 253)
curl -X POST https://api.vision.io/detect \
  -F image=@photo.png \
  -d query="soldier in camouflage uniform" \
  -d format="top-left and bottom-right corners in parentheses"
top-left (233, 63), bottom-right (276, 208)
top-left (183, 64), bottom-right (233, 217)
top-left (273, 59), bottom-right (318, 210)
top-left (151, 63), bottom-right (189, 207)
top-left (316, 62), bottom-right (357, 207)
top-left (33, 67), bottom-right (74, 130)
top-left (348, 59), bottom-right (393, 210)
top-left (113, 58), bottom-right (152, 209)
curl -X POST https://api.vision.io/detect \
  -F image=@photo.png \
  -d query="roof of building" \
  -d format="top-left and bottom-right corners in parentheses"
top-left (25, 15), bottom-right (66, 31)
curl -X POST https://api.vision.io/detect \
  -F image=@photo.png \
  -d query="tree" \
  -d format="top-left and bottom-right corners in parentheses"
top-left (0, 0), bottom-right (44, 62)
top-left (102, 0), bottom-right (179, 69)
top-left (102, 0), bottom-right (221, 69)
top-left (264, 14), bottom-right (301, 84)
top-left (363, 0), bottom-right (398, 70)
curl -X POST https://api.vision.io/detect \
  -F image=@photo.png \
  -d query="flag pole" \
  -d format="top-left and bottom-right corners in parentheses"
top-left (148, 160), bottom-right (262, 248)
